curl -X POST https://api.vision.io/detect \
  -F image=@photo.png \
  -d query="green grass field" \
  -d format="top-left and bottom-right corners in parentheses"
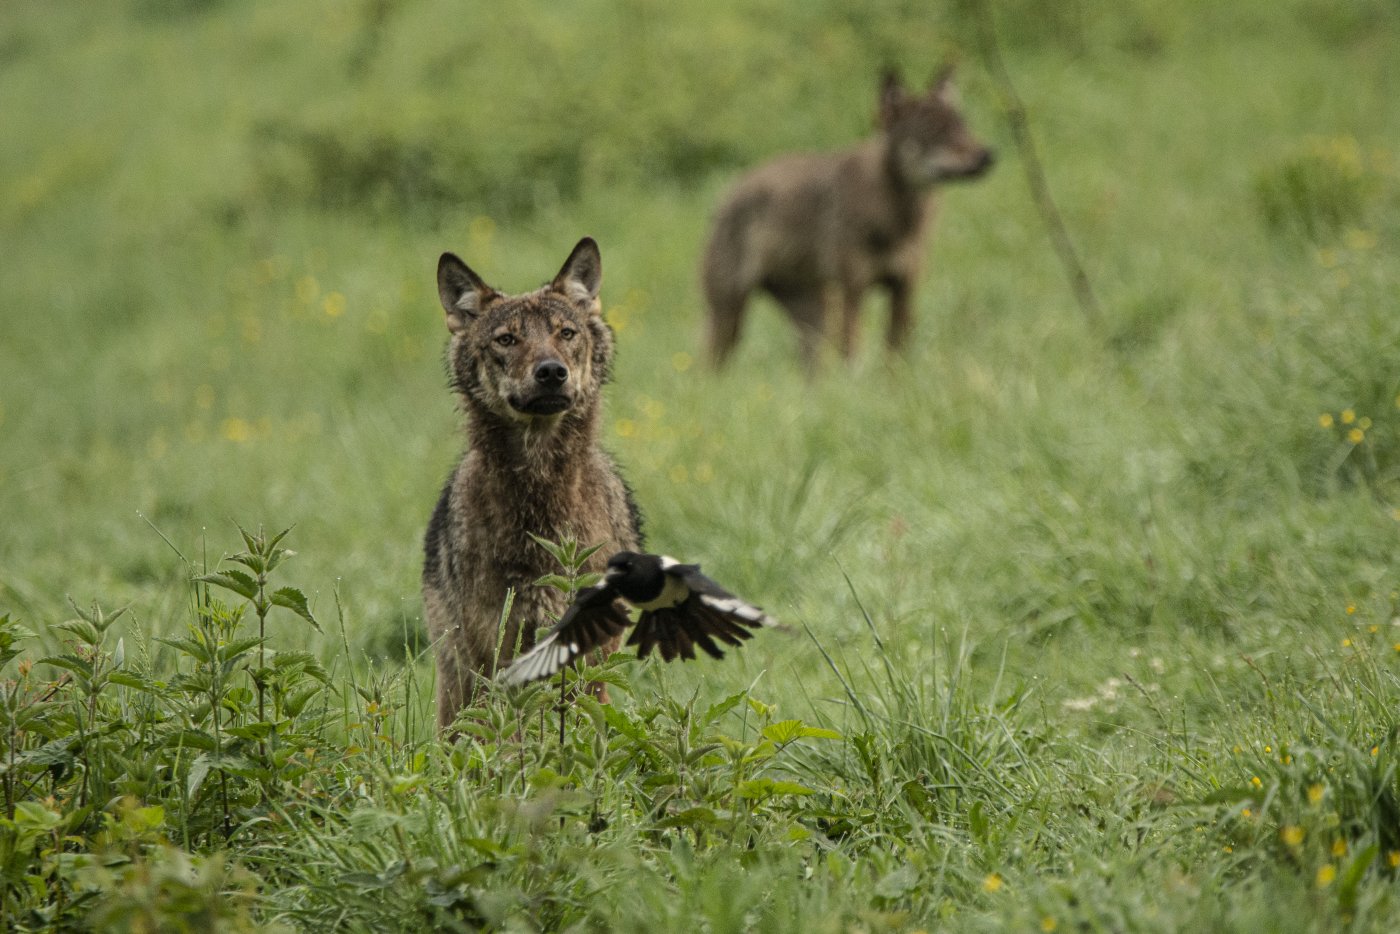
top-left (3, 0), bottom-right (1400, 929)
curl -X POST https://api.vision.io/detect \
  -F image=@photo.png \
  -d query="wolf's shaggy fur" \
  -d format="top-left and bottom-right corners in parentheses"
top-left (422, 238), bottom-right (641, 729)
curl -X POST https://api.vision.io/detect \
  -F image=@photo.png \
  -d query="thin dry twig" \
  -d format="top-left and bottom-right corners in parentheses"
top-left (972, 0), bottom-right (1106, 331)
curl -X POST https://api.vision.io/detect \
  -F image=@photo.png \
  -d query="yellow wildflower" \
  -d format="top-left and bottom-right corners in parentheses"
top-left (1281, 826), bottom-right (1304, 846)
top-left (1348, 428), bottom-right (1365, 444)
top-left (1308, 784), bottom-right (1325, 804)
top-left (1341, 409), bottom-right (1356, 425)
top-left (1345, 228), bottom-right (1377, 251)
top-left (1332, 839), bottom-right (1347, 857)
top-left (982, 873), bottom-right (1004, 893)
top-left (221, 417), bottom-right (252, 443)
top-left (1317, 864), bottom-right (1337, 887)
top-left (1319, 413), bottom-right (1334, 428)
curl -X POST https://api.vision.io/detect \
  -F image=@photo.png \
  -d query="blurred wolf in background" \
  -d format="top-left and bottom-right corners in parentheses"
top-left (701, 66), bottom-right (994, 368)
top-left (422, 237), bottom-right (641, 729)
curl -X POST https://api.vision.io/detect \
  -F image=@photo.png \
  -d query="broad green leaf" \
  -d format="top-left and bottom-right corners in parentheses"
top-left (757, 719), bottom-right (840, 744)
top-left (270, 587), bottom-right (320, 631)
top-left (36, 654), bottom-right (94, 680)
top-left (283, 685), bottom-right (322, 717)
top-left (0, 616), bottom-right (36, 668)
top-left (228, 553), bottom-right (268, 575)
top-left (217, 636), bottom-right (265, 663)
top-left (107, 671), bottom-right (152, 691)
top-left (237, 523), bottom-right (260, 555)
top-left (156, 636), bottom-right (211, 664)
top-left (602, 703), bottom-right (647, 741)
top-left (196, 569), bottom-right (258, 601)
top-left (575, 693), bottom-right (609, 737)
top-left (702, 691), bottom-right (746, 727)
top-left (746, 696), bottom-right (774, 718)
top-left (51, 619), bottom-right (102, 645)
top-left (762, 719), bottom-right (806, 744)
top-left (527, 533), bottom-right (569, 565)
top-left (573, 541), bottom-right (607, 565)
top-left (162, 729), bottom-right (219, 753)
top-left (0, 738), bottom-right (76, 776)
top-left (532, 573), bottom-right (576, 592)
top-left (13, 800), bottom-right (64, 832)
top-left (463, 836), bottom-right (509, 858)
top-left (656, 806), bottom-right (723, 829)
top-left (903, 780), bottom-right (939, 820)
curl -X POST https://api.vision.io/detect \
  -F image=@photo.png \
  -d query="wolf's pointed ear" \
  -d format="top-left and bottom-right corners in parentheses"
top-left (438, 252), bottom-right (495, 334)
top-left (878, 68), bottom-right (907, 127)
top-left (551, 237), bottom-right (603, 310)
top-left (929, 62), bottom-right (959, 105)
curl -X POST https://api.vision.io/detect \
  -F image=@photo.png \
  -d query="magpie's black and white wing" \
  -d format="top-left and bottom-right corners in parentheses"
top-left (627, 563), bottom-right (778, 662)
top-left (498, 584), bottom-right (631, 686)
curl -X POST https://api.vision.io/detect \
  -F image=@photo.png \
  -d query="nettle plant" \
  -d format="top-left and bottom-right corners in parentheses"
top-left (447, 533), bottom-right (844, 837)
top-left (0, 526), bottom-right (326, 924)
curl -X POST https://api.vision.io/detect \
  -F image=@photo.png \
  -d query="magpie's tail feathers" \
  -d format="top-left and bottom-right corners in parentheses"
top-left (692, 604), bottom-right (754, 647)
top-left (626, 615), bottom-right (662, 660)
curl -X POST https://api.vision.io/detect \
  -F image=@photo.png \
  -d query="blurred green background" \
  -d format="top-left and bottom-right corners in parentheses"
top-left (2, 0), bottom-right (1398, 697)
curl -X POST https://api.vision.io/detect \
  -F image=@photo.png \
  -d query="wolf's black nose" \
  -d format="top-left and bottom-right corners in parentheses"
top-left (534, 360), bottom-right (569, 387)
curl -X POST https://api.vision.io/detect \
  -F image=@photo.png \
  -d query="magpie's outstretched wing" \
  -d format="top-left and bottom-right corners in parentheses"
top-left (498, 583), bottom-right (631, 686)
top-left (626, 564), bottom-right (778, 662)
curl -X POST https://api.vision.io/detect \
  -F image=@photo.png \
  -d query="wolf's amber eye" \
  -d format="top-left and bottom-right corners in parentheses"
top-left (559, 327), bottom-right (577, 341)
top-left (494, 333), bottom-right (516, 347)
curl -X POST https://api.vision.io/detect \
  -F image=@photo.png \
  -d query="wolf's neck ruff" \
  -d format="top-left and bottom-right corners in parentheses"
top-left (469, 400), bottom-right (601, 482)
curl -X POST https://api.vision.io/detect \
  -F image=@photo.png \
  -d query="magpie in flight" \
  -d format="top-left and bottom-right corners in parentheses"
top-left (499, 551), bottom-right (778, 686)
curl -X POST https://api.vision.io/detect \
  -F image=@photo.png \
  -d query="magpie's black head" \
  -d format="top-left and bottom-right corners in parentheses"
top-left (605, 551), bottom-right (667, 604)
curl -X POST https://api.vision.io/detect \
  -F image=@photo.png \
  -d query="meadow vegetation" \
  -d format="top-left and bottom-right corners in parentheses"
top-left (2, 0), bottom-right (1400, 929)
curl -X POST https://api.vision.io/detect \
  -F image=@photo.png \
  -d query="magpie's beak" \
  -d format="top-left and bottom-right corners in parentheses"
top-left (603, 567), bottom-right (623, 584)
